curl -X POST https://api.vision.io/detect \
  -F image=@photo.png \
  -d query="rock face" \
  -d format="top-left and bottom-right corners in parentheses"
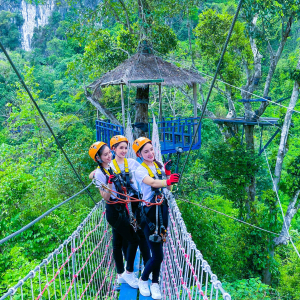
top-left (0, 0), bottom-right (102, 51)
top-left (21, 0), bottom-right (55, 51)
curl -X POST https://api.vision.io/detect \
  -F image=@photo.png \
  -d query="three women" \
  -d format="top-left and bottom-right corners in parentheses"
top-left (88, 135), bottom-right (180, 300)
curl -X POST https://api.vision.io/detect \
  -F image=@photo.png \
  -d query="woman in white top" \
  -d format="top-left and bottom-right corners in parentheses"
top-left (133, 137), bottom-right (180, 300)
top-left (88, 141), bottom-right (139, 289)
top-left (109, 135), bottom-right (151, 276)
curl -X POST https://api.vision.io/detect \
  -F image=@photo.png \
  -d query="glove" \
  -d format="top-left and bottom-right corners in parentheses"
top-left (164, 160), bottom-right (173, 176)
top-left (108, 174), bottom-right (116, 184)
top-left (166, 173), bottom-right (180, 186)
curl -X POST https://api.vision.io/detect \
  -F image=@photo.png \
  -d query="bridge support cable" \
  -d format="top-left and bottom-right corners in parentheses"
top-left (0, 182), bottom-right (94, 246)
top-left (178, 0), bottom-right (244, 184)
top-left (0, 41), bottom-right (96, 205)
top-left (257, 125), bottom-right (300, 259)
top-left (0, 192), bottom-right (231, 300)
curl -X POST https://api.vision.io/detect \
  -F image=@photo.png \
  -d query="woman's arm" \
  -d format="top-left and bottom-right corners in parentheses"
top-left (89, 169), bottom-right (97, 180)
top-left (143, 176), bottom-right (168, 189)
top-left (99, 183), bottom-right (113, 200)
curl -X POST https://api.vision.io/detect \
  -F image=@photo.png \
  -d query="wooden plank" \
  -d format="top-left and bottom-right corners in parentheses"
top-left (118, 249), bottom-right (140, 300)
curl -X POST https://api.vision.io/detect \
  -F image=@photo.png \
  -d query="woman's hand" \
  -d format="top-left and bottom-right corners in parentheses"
top-left (166, 173), bottom-right (180, 186)
top-left (164, 160), bottom-right (172, 176)
top-left (108, 174), bottom-right (116, 184)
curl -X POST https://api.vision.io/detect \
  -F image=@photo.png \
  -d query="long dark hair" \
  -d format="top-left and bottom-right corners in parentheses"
top-left (96, 144), bottom-right (110, 167)
top-left (139, 142), bottom-right (163, 169)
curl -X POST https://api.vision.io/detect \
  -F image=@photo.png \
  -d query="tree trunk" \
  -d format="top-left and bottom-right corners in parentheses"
top-left (245, 125), bottom-right (256, 217)
top-left (273, 57), bottom-right (300, 191)
top-left (134, 85), bottom-right (149, 138)
top-left (274, 190), bottom-right (300, 246)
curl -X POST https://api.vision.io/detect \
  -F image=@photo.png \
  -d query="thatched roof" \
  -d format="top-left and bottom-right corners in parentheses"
top-left (88, 49), bottom-right (206, 99)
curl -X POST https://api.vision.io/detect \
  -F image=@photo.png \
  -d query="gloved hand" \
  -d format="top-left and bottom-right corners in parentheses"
top-left (108, 174), bottom-right (116, 184)
top-left (166, 173), bottom-right (180, 186)
top-left (164, 160), bottom-right (173, 176)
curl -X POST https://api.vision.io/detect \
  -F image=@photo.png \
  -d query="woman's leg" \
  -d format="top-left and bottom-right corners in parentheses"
top-left (140, 206), bottom-right (164, 284)
top-left (132, 200), bottom-right (151, 266)
top-left (106, 204), bottom-right (139, 272)
top-left (112, 228), bottom-right (125, 274)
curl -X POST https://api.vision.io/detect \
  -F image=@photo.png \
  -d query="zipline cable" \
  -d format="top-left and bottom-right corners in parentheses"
top-left (178, 0), bottom-right (244, 184)
top-left (0, 41), bottom-right (96, 205)
top-left (257, 124), bottom-right (300, 259)
top-left (179, 198), bottom-right (282, 236)
top-left (0, 182), bottom-right (94, 245)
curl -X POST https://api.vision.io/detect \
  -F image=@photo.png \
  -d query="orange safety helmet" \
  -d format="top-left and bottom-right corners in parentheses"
top-left (110, 135), bottom-right (128, 148)
top-left (89, 141), bottom-right (107, 162)
top-left (132, 137), bottom-right (152, 156)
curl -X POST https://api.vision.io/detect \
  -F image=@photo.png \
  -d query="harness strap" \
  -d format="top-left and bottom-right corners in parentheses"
top-left (141, 161), bottom-right (163, 195)
top-left (113, 158), bottom-right (132, 191)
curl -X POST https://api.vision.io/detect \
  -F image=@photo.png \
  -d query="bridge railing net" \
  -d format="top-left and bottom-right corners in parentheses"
top-left (1, 193), bottom-right (231, 300)
top-left (161, 191), bottom-right (231, 300)
top-left (0, 201), bottom-right (117, 300)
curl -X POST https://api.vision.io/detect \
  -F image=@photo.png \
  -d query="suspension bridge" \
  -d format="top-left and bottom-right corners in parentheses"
top-left (0, 187), bottom-right (231, 300)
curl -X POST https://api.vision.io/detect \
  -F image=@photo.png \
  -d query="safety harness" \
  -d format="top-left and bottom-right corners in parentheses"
top-left (98, 165), bottom-right (128, 229)
top-left (141, 162), bottom-right (167, 243)
top-left (112, 158), bottom-right (138, 231)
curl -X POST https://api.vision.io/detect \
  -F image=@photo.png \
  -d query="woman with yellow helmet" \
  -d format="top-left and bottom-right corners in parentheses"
top-left (109, 135), bottom-right (151, 276)
top-left (88, 141), bottom-right (140, 289)
top-left (132, 137), bottom-right (180, 299)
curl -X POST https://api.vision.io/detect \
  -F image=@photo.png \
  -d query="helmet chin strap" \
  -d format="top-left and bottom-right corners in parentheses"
top-left (95, 154), bottom-right (103, 165)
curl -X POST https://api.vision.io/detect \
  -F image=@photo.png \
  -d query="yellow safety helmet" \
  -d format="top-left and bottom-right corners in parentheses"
top-left (89, 141), bottom-right (107, 162)
top-left (110, 135), bottom-right (128, 148)
top-left (132, 137), bottom-right (152, 155)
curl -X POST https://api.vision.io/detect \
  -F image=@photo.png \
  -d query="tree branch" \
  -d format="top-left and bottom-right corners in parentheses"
top-left (85, 89), bottom-right (121, 126)
top-left (118, 0), bottom-right (133, 33)
top-left (255, 14), bottom-right (294, 117)
top-left (274, 189), bottom-right (300, 246)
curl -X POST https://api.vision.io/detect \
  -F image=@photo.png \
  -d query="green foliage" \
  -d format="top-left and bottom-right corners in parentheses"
top-left (223, 278), bottom-right (278, 300)
top-left (205, 138), bottom-right (261, 217)
top-left (194, 9), bottom-right (253, 88)
top-left (0, 11), bottom-right (23, 50)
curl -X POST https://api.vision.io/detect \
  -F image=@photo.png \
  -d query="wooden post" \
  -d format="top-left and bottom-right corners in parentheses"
top-left (158, 84), bottom-right (162, 122)
top-left (193, 83), bottom-right (198, 142)
top-left (158, 84), bottom-right (163, 140)
top-left (121, 84), bottom-right (125, 129)
top-left (134, 85), bottom-right (149, 138)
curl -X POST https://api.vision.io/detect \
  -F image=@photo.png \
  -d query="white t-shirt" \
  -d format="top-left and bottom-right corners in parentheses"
top-left (134, 161), bottom-right (166, 204)
top-left (110, 158), bottom-right (140, 196)
top-left (94, 166), bottom-right (117, 199)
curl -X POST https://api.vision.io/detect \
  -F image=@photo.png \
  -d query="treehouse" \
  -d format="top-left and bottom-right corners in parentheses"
top-left (86, 40), bottom-right (205, 154)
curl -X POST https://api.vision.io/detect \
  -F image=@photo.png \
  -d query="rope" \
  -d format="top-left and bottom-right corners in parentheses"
top-left (178, 0), bottom-right (244, 184)
top-left (197, 70), bottom-right (300, 115)
top-left (0, 41), bottom-right (96, 205)
top-left (93, 178), bottom-right (165, 206)
top-left (257, 125), bottom-right (300, 259)
top-left (0, 182), bottom-right (94, 245)
top-left (178, 198), bottom-right (282, 236)
top-left (200, 78), bottom-right (300, 141)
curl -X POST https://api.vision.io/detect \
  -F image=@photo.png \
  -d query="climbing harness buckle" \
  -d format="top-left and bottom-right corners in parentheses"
top-left (122, 187), bottom-right (138, 232)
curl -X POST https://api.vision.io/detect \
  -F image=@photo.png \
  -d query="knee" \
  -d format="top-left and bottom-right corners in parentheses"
top-left (113, 239), bottom-right (123, 250)
top-left (152, 252), bottom-right (163, 264)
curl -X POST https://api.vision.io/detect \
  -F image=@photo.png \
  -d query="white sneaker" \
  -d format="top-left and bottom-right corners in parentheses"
top-left (142, 267), bottom-right (153, 280)
top-left (138, 278), bottom-right (151, 296)
top-left (150, 283), bottom-right (162, 300)
top-left (117, 274), bottom-right (126, 284)
top-left (121, 271), bottom-right (139, 289)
